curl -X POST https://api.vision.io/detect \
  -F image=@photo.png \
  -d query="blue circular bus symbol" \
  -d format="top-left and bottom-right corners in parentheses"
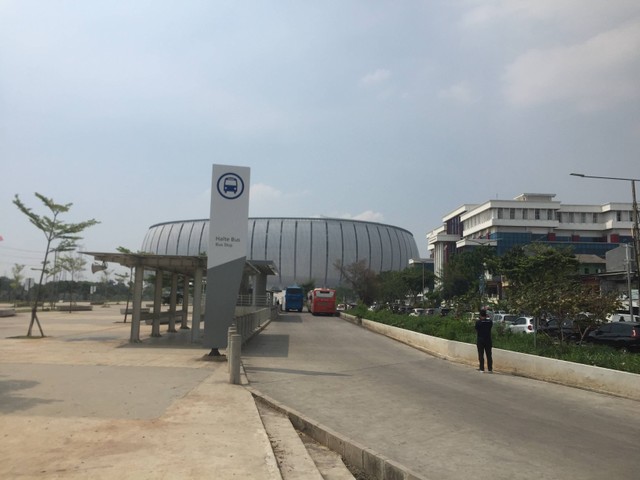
top-left (216, 173), bottom-right (244, 200)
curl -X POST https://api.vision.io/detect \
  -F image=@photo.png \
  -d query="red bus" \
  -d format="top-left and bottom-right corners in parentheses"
top-left (307, 288), bottom-right (337, 316)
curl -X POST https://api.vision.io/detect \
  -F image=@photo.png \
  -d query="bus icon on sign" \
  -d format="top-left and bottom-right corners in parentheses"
top-left (217, 173), bottom-right (244, 199)
top-left (223, 177), bottom-right (238, 194)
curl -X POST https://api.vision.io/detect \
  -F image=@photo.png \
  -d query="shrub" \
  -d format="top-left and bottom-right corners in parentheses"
top-left (355, 310), bottom-right (640, 374)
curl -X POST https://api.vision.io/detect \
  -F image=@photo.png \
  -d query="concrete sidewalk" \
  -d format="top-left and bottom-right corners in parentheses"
top-left (0, 305), bottom-right (281, 479)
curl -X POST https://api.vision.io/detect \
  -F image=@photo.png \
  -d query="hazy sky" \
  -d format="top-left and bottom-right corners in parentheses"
top-left (2, 1), bottom-right (640, 279)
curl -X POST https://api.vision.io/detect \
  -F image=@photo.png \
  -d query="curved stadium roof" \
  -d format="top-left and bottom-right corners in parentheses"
top-left (142, 217), bottom-right (420, 289)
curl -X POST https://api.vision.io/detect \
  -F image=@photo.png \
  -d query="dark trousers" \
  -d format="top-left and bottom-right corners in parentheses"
top-left (477, 341), bottom-right (493, 371)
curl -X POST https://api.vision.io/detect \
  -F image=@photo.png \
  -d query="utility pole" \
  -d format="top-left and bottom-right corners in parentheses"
top-left (570, 173), bottom-right (640, 312)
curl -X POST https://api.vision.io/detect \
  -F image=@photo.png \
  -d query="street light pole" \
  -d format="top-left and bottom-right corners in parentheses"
top-left (410, 258), bottom-right (427, 310)
top-left (570, 173), bottom-right (640, 312)
top-left (421, 261), bottom-right (425, 310)
top-left (625, 244), bottom-right (634, 318)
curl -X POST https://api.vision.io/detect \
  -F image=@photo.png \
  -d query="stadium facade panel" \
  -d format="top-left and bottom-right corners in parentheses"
top-left (142, 217), bottom-right (420, 289)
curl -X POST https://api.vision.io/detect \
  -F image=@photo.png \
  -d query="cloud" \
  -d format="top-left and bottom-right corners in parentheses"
top-left (339, 210), bottom-right (385, 222)
top-left (359, 69), bottom-right (391, 87)
top-left (250, 183), bottom-right (284, 203)
top-left (438, 82), bottom-right (478, 105)
top-left (503, 19), bottom-right (640, 111)
top-left (248, 183), bottom-right (311, 217)
top-left (461, 0), bottom-right (639, 30)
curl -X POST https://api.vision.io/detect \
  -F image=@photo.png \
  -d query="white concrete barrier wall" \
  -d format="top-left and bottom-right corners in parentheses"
top-left (341, 314), bottom-right (640, 402)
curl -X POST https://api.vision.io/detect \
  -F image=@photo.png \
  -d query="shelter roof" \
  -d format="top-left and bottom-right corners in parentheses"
top-left (83, 252), bottom-right (278, 277)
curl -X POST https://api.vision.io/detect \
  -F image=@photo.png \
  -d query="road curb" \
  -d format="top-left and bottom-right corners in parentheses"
top-left (247, 387), bottom-right (429, 480)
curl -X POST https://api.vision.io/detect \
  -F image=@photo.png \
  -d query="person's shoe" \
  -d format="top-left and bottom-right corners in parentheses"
top-left (477, 368), bottom-right (484, 372)
top-left (487, 370), bottom-right (493, 374)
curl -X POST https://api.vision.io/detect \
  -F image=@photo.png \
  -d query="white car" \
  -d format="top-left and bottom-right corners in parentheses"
top-left (492, 313), bottom-right (518, 324)
top-left (409, 308), bottom-right (427, 316)
top-left (508, 316), bottom-right (536, 334)
top-left (607, 313), bottom-right (640, 323)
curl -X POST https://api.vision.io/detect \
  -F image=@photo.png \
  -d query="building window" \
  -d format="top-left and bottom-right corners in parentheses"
top-left (568, 212), bottom-right (574, 223)
top-left (556, 211), bottom-right (562, 222)
top-left (548, 210), bottom-right (554, 221)
top-left (581, 212), bottom-right (586, 223)
top-left (616, 211), bottom-right (622, 222)
top-left (592, 213), bottom-right (598, 223)
top-left (535, 209), bottom-right (540, 220)
top-left (522, 209), bottom-right (528, 220)
top-left (446, 217), bottom-right (461, 235)
top-left (497, 208), bottom-right (503, 219)
top-left (510, 208), bottom-right (515, 220)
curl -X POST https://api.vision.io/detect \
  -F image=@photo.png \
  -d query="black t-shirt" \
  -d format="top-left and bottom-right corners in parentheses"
top-left (475, 319), bottom-right (493, 343)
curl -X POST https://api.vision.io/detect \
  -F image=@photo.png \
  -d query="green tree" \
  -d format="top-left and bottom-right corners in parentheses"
top-left (499, 244), bottom-right (619, 344)
top-left (57, 253), bottom-right (88, 311)
top-left (402, 266), bottom-right (435, 306)
top-left (300, 279), bottom-right (315, 295)
top-left (439, 246), bottom-right (496, 301)
top-left (13, 193), bottom-right (99, 336)
top-left (377, 270), bottom-right (406, 305)
top-left (377, 267), bottom-right (436, 306)
top-left (116, 247), bottom-right (135, 322)
top-left (99, 268), bottom-right (112, 302)
top-left (334, 259), bottom-right (378, 305)
top-left (10, 263), bottom-right (26, 305)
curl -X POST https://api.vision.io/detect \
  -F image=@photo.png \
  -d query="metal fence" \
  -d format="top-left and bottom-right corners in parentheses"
top-left (233, 306), bottom-right (278, 344)
top-left (236, 294), bottom-right (273, 307)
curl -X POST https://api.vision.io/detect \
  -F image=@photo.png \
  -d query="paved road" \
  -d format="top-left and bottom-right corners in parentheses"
top-left (243, 312), bottom-right (640, 480)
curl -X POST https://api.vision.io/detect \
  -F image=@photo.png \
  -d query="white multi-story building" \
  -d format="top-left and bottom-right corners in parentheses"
top-left (427, 193), bottom-right (636, 280)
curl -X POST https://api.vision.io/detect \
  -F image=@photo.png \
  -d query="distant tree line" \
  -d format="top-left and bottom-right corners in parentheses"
top-left (331, 243), bottom-right (619, 327)
top-left (0, 276), bottom-right (131, 306)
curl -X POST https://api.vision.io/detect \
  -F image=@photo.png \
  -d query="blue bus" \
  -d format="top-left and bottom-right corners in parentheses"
top-left (284, 286), bottom-right (304, 312)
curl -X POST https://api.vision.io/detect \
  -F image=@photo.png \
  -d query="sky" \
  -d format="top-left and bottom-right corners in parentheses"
top-left (1, 0), bottom-right (640, 281)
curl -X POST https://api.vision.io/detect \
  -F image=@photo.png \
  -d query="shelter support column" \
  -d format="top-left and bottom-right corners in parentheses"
top-left (151, 270), bottom-right (163, 337)
top-left (168, 273), bottom-right (178, 333)
top-left (255, 273), bottom-right (267, 307)
top-left (191, 268), bottom-right (203, 343)
top-left (181, 275), bottom-right (190, 330)
top-left (130, 264), bottom-right (144, 343)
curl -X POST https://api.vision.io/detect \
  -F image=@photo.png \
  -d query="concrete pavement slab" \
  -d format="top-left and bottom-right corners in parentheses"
top-left (0, 305), bottom-right (281, 480)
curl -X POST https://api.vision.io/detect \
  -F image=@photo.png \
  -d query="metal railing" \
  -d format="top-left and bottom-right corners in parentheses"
top-left (233, 306), bottom-right (278, 344)
top-left (236, 294), bottom-right (272, 307)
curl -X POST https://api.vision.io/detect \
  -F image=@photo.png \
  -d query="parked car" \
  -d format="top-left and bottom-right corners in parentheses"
top-left (508, 316), bottom-right (536, 334)
top-left (336, 303), bottom-right (357, 311)
top-left (587, 322), bottom-right (640, 351)
top-left (390, 305), bottom-right (412, 314)
top-left (492, 313), bottom-right (518, 324)
top-left (409, 308), bottom-right (427, 317)
top-left (539, 318), bottom-right (580, 341)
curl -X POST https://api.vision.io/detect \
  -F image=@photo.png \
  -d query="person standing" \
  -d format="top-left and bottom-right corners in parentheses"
top-left (475, 308), bottom-right (493, 372)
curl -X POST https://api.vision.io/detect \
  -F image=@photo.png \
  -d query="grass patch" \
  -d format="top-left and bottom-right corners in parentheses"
top-left (352, 306), bottom-right (640, 374)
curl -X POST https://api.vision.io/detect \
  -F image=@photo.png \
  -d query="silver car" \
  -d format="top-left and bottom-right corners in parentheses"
top-left (508, 316), bottom-right (536, 334)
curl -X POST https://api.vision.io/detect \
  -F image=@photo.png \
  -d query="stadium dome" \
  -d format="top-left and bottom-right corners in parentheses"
top-left (141, 217), bottom-right (420, 289)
